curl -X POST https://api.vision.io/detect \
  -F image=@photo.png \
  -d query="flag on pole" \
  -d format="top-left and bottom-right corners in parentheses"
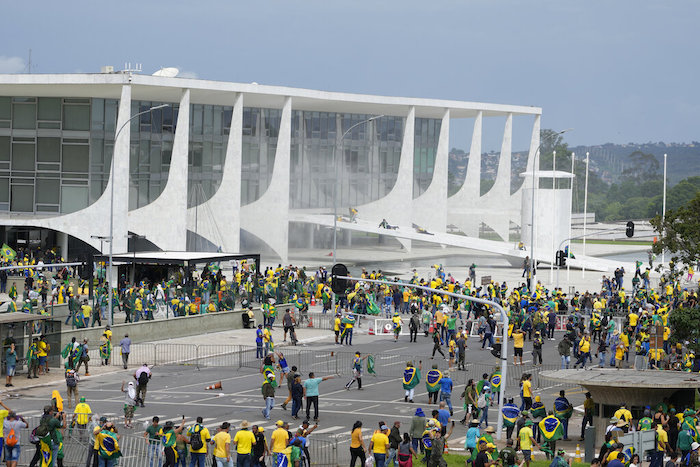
top-left (1, 244), bottom-right (16, 261)
top-left (367, 355), bottom-right (376, 375)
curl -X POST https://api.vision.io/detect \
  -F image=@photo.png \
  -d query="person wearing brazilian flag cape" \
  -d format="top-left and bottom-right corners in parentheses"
top-left (403, 361), bottom-right (422, 403)
top-left (501, 398), bottom-right (521, 440)
top-left (425, 365), bottom-right (442, 405)
top-left (553, 390), bottom-right (573, 441)
top-left (538, 413), bottom-right (564, 460)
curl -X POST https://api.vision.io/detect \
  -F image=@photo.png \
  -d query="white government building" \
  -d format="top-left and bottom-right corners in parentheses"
top-left (0, 71), bottom-right (573, 264)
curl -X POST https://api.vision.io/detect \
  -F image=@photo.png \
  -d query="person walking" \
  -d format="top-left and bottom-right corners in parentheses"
top-left (350, 421), bottom-right (367, 467)
top-left (232, 420), bottom-right (256, 467)
top-left (75, 338), bottom-right (90, 376)
top-left (212, 422), bottom-right (233, 467)
top-left (134, 363), bottom-right (151, 407)
top-left (386, 421), bottom-right (402, 467)
top-left (118, 334), bottom-right (131, 369)
top-left (303, 372), bottom-right (334, 422)
top-left (5, 343), bottom-right (16, 387)
top-left (345, 352), bottom-right (368, 390)
top-left (186, 416), bottom-right (210, 467)
top-left (64, 367), bottom-right (80, 408)
top-left (144, 416), bottom-right (162, 467)
top-left (120, 381), bottom-right (137, 428)
top-left (72, 397), bottom-right (92, 441)
top-left (261, 373), bottom-right (276, 420)
top-left (370, 424), bottom-right (390, 467)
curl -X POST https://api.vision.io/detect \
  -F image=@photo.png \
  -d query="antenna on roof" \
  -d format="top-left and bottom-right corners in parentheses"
top-left (122, 62), bottom-right (143, 74)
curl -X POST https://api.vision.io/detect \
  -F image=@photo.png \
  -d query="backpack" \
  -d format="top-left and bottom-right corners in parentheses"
top-left (189, 425), bottom-right (204, 451)
top-left (138, 371), bottom-right (149, 386)
top-left (66, 370), bottom-right (77, 387)
top-left (6, 427), bottom-right (18, 447)
top-left (33, 416), bottom-right (51, 440)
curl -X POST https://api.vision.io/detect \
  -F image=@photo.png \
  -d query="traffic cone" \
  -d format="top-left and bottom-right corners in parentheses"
top-left (307, 316), bottom-right (314, 328)
top-left (205, 381), bottom-right (222, 390)
top-left (311, 296), bottom-right (316, 306)
top-left (368, 323), bottom-right (375, 335)
top-left (575, 444), bottom-right (581, 461)
top-left (327, 252), bottom-right (333, 256)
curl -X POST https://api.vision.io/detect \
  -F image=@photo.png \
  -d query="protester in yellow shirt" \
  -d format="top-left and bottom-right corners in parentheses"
top-left (212, 422), bottom-right (232, 465)
top-left (512, 328), bottom-right (525, 365)
top-left (232, 420), bottom-right (257, 459)
top-left (271, 421), bottom-right (289, 454)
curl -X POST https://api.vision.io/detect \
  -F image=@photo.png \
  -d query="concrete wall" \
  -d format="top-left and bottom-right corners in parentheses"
top-left (56, 303), bottom-right (297, 349)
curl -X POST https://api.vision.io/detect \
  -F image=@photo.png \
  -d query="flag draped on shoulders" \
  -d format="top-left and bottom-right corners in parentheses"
top-left (501, 403), bottom-right (520, 427)
top-left (425, 369), bottom-right (442, 392)
top-left (539, 415), bottom-right (564, 441)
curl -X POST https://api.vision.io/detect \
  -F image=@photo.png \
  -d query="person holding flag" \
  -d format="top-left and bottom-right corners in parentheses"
top-left (345, 352), bottom-right (369, 390)
top-left (530, 396), bottom-right (547, 442)
top-left (99, 333), bottom-right (111, 366)
top-left (1, 243), bottom-right (16, 262)
top-left (403, 361), bottom-right (422, 403)
top-left (392, 312), bottom-right (403, 343)
top-left (340, 313), bottom-right (356, 346)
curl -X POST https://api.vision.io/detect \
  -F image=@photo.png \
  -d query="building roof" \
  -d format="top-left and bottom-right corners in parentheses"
top-left (93, 251), bottom-right (259, 266)
top-left (540, 369), bottom-right (700, 389)
top-left (0, 73), bottom-right (542, 119)
top-left (0, 312), bottom-right (51, 324)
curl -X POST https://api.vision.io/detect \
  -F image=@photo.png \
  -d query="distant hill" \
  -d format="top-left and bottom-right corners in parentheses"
top-left (568, 142), bottom-right (700, 185)
top-left (449, 141), bottom-right (700, 188)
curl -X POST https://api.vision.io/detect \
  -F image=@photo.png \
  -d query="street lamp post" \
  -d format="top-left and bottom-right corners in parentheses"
top-left (331, 115), bottom-right (385, 266)
top-left (661, 153), bottom-right (667, 267)
top-left (529, 128), bottom-right (572, 290)
top-left (107, 104), bottom-right (169, 325)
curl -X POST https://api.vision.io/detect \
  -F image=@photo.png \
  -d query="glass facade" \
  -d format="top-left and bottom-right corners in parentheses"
top-left (413, 117), bottom-right (441, 198)
top-left (187, 104), bottom-right (232, 208)
top-left (241, 107), bottom-right (282, 206)
top-left (0, 96), bottom-right (118, 214)
top-left (129, 101), bottom-right (179, 209)
top-left (0, 94), bottom-right (443, 215)
top-left (290, 112), bottom-right (404, 209)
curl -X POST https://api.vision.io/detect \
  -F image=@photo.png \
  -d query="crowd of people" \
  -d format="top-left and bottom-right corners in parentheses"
top-left (2, 250), bottom-right (700, 466)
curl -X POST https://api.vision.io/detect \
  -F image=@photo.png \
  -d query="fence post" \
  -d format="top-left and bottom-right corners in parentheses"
top-left (195, 344), bottom-right (200, 370)
top-left (153, 343), bottom-right (157, 366)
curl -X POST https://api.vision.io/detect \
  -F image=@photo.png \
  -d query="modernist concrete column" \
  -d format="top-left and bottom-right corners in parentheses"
top-left (480, 113), bottom-right (513, 241)
top-left (110, 85), bottom-right (132, 254)
top-left (57, 232), bottom-right (68, 259)
top-left (186, 92), bottom-right (243, 252)
top-left (447, 111), bottom-right (482, 237)
top-left (0, 84), bottom-right (132, 253)
top-left (240, 96), bottom-right (292, 262)
top-left (129, 89), bottom-right (190, 250)
top-left (413, 108), bottom-right (449, 233)
top-left (524, 115), bottom-right (541, 187)
top-left (357, 106), bottom-right (415, 251)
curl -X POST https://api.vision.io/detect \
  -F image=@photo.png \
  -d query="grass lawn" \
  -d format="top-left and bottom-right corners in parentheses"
top-left (443, 453), bottom-right (590, 467)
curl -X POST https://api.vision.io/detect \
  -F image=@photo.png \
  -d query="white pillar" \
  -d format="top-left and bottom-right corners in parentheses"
top-left (582, 152), bottom-right (590, 278)
top-left (57, 231), bottom-right (68, 260)
top-left (661, 153), bottom-right (667, 267)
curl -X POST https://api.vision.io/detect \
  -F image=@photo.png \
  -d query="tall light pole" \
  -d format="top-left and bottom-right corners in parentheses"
top-left (567, 152), bottom-right (575, 283)
top-left (529, 128), bottom-right (572, 290)
top-left (107, 104), bottom-right (169, 325)
top-left (582, 151), bottom-right (590, 278)
top-left (661, 153), bottom-right (667, 267)
top-left (549, 150), bottom-right (556, 285)
top-left (332, 115), bottom-right (384, 265)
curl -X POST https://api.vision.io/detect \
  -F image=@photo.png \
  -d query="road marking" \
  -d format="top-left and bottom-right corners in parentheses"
top-left (313, 425), bottom-right (344, 434)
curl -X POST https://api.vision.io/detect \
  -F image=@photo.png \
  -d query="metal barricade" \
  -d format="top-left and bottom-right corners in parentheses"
top-left (154, 343), bottom-right (198, 366)
top-left (197, 344), bottom-right (241, 368)
top-left (307, 436), bottom-right (339, 466)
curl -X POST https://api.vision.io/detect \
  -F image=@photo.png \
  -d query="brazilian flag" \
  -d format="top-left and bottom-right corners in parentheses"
top-left (530, 402), bottom-right (546, 419)
top-left (622, 446), bottom-right (635, 463)
top-left (1, 244), bottom-right (16, 261)
top-left (96, 430), bottom-right (121, 460)
top-left (421, 430), bottom-right (433, 450)
top-left (263, 366), bottom-right (278, 388)
top-left (501, 404), bottom-right (520, 427)
top-left (539, 415), bottom-right (564, 441)
top-left (553, 397), bottom-right (573, 420)
top-left (403, 367), bottom-right (417, 388)
top-left (687, 425), bottom-right (698, 443)
top-left (366, 297), bottom-right (381, 315)
top-left (367, 355), bottom-right (376, 375)
top-left (39, 437), bottom-right (53, 467)
top-left (426, 369), bottom-right (442, 391)
top-left (490, 371), bottom-right (502, 393)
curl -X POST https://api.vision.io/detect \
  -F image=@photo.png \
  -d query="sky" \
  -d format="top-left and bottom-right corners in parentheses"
top-left (2, 1), bottom-right (699, 152)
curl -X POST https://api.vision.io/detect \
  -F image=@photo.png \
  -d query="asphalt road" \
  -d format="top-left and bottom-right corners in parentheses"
top-left (9, 327), bottom-right (587, 453)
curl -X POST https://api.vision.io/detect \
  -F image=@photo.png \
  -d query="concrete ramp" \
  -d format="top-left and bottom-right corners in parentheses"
top-left (290, 213), bottom-right (632, 273)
